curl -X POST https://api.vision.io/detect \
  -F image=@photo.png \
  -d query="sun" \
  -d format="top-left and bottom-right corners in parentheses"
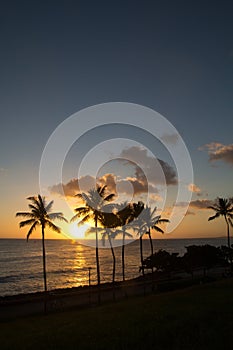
top-left (68, 222), bottom-right (88, 239)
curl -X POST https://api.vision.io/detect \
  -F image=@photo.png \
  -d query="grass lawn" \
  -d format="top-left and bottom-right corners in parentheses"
top-left (1, 278), bottom-right (233, 350)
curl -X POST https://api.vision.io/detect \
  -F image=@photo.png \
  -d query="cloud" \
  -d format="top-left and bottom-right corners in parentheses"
top-left (161, 133), bottom-right (179, 145)
top-left (190, 199), bottom-right (214, 209)
top-left (49, 172), bottom-right (158, 199)
top-left (175, 199), bottom-right (214, 210)
top-left (98, 173), bottom-right (117, 194)
top-left (117, 177), bottom-right (158, 195)
top-left (188, 183), bottom-right (201, 193)
top-left (187, 183), bottom-right (203, 196)
top-left (49, 175), bottom-right (96, 197)
top-left (119, 146), bottom-right (177, 186)
top-left (49, 146), bottom-right (177, 202)
top-left (186, 210), bottom-right (195, 216)
top-left (200, 142), bottom-right (233, 165)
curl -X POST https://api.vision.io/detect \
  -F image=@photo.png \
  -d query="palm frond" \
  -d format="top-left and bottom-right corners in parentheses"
top-left (48, 212), bottom-right (68, 222)
top-left (208, 213), bottom-right (220, 221)
top-left (104, 193), bottom-right (115, 202)
top-left (85, 226), bottom-right (103, 236)
top-left (157, 218), bottom-right (170, 224)
top-left (152, 225), bottom-right (164, 234)
top-left (28, 204), bottom-right (39, 211)
top-left (124, 231), bottom-right (133, 238)
top-left (38, 194), bottom-right (46, 208)
top-left (16, 212), bottom-right (35, 218)
top-left (27, 196), bottom-right (38, 203)
top-left (45, 200), bottom-right (54, 213)
top-left (27, 222), bottom-right (38, 241)
top-left (19, 219), bottom-right (37, 228)
top-left (78, 214), bottom-right (91, 225)
top-left (208, 206), bottom-right (219, 212)
top-left (71, 210), bottom-right (90, 223)
top-left (228, 218), bottom-right (233, 228)
top-left (98, 185), bottom-right (107, 197)
top-left (74, 207), bottom-right (90, 214)
top-left (45, 220), bottom-right (61, 234)
top-left (151, 206), bottom-right (157, 217)
top-left (77, 192), bottom-right (90, 203)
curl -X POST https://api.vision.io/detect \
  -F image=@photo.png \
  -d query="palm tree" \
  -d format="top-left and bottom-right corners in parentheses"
top-left (16, 195), bottom-right (67, 313)
top-left (134, 205), bottom-right (169, 275)
top-left (86, 222), bottom-right (119, 287)
top-left (140, 206), bottom-right (169, 257)
top-left (116, 202), bottom-right (135, 282)
top-left (208, 197), bottom-right (233, 248)
top-left (71, 185), bottom-right (115, 293)
top-left (100, 226), bottom-right (119, 300)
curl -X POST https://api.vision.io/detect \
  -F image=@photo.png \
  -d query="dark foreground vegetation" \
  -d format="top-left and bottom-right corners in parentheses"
top-left (1, 278), bottom-right (233, 350)
top-left (141, 244), bottom-right (233, 277)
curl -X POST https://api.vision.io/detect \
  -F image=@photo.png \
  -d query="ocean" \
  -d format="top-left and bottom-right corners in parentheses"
top-left (0, 237), bottom-right (227, 297)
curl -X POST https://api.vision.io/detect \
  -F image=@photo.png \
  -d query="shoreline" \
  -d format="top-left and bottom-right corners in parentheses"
top-left (0, 265), bottom-right (230, 320)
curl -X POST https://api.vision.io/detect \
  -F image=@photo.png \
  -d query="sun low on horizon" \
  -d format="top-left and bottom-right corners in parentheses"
top-left (68, 222), bottom-right (89, 239)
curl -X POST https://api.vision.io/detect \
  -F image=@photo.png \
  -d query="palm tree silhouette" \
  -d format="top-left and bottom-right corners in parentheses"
top-left (16, 195), bottom-right (67, 312)
top-left (134, 205), bottom-right (169, 275)
top-left (141, 206), bottom-right (169, 257)
top-left (71, 185), bottom-right (115, 294)
top-left (208, 197), bottom-right (233, 248)
top-left (85, 220), bottom-right (119, 287)
top-left (116, 202), bottom-right (137, 282)
top-left (100, 225), bottom-right (119, 300)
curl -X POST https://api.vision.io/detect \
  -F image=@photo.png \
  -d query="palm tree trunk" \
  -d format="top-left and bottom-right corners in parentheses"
top-left (148, 228), bottom-right (154, 273)
top-left (140, 235), bottom-right (146, 296)
top-left (224, 215), bottom-right (230, 248)
top-left (140, 235), bottom-right (144, 276)
top-left (148, 229), bottom-right (154, 256)
top-left (108, 234), bottom-right (116, 284)
top-left (122, 231), bottom-right (125, 282)
top-left (41, 225), bottom-right (47, 314)
top-left (225, 215), bottom-right (232, 272)
top-left (108, 233), bottom-right (116, 300)
top-left (95, 217), bottom-right (101, 304)
top-left (148, 228), bottom-right (154, 290)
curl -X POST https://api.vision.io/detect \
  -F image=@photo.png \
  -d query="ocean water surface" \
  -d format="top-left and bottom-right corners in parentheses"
top-left (0, 237), bottom-right (227, 296)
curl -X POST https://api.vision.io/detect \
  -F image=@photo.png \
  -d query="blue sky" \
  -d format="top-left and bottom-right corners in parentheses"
top-left (0, 0), bottom-right (233, 238)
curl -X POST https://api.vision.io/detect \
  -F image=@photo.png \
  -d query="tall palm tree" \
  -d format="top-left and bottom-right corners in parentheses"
top-left (16, 195), bottom-right (67, 312)
top-left (99, 214), bottom-right (118, 286)
top-left (100, 226), bottom-right (118, 299)
top-left (208, 197), bottom-right (233, 248)
top-left (85, 222), bottom-right (119, 287)
top-left (71, 185), bottom-right (115, 291)
top-left (134, 205), bottom-right (169, 275)
top-left (140, 206), bottom-right (169, 257)
top-left (116, 202), bottom-right (136, 282)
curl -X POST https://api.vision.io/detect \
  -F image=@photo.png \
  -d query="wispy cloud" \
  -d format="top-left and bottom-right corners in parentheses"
top-left (161, 133), bottom-right (179, 145)
top-left (175, 199), bottom-right (214, 211)
top-left (188, 183), bottom-right (201, 195)
top-left (200, 142), bottom-right (233, 165)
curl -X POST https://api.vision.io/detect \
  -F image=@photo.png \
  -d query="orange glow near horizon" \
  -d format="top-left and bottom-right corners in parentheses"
top-left (68, 223), bottom-right (89, 239)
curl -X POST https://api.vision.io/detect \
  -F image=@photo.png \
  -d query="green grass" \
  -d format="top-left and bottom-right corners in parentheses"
top-left (1, 279), bottom-right (233, 350)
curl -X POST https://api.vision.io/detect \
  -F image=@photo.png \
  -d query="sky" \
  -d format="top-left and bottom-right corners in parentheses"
top-left (0, 0), bottom-right (233, 240)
